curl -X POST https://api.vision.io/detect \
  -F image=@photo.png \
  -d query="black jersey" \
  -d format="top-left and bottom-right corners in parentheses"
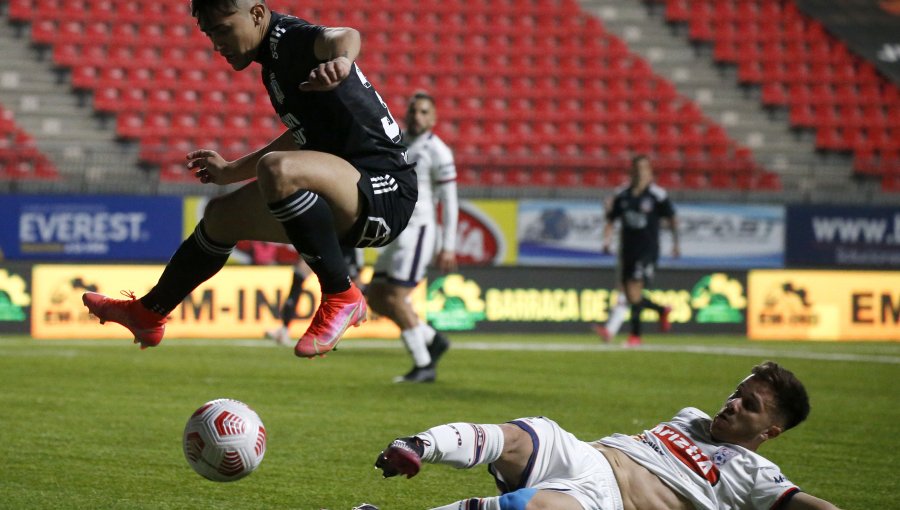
top-left (254, 12), bottom-right (409, 173)
top-left (607, 183), bottom-right (675, 260)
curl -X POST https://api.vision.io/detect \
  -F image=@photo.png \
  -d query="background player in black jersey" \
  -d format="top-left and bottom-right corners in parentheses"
top-left (600, 155), bottom-right (679, 346)
top-left (82, 0), bottom-right (417, 359)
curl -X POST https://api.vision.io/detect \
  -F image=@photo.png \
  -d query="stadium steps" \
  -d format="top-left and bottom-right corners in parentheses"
top-left (577, 0), bottom-right (883, 203)
top-left (0, 14), bottom-right (147, 192)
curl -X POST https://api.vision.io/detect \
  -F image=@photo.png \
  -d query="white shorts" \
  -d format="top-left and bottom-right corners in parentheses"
top-left (492, 417), bottom-right (624, 510)
top-left (372, 217), bottom-right (436, 287)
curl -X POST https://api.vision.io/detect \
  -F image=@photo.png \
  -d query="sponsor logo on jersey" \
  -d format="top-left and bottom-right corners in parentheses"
top-left (712, 446), bottom-right (739, 466)
top-left (651, 424), bottom-right (720, 485)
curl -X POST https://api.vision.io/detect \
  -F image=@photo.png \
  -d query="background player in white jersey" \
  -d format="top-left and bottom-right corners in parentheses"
top-left (367, 92), bottom-right (458, 383)
top-left (375, 361), bottom-right (842, 510)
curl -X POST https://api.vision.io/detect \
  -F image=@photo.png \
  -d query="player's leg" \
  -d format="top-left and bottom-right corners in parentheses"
top-left (378, 419), bottom-right (588, 510)
top-left (255, 150), bottom-right (370, 357)
top-left (83, 182), bottom-right (289, 348)
top-left (635, 260), bottom-right (671, 333)
top-left (282, 261), bottom-right (312, 327)
top-left (595, 288), bottom-right (627, 343)
top-left (368, 221), bottom-right (447, 382)
top-left (375, 422), bottom-right (524, 479)
top-left (266, 260), bottom-right (312, 346)
top-left (617, 255), bottom-right (644, 345)
top-left (256, 150), bottom-right (362, 293)
top-left (606, 290), bottom-right (629, 337)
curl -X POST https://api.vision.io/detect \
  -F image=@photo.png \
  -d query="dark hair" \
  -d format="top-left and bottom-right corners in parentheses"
top-left (751, 361), bottom-right (810, 431)
top-left (191, 0), bottom-right (262, 22)
top-left (408, 90), bottom-right (435, 109)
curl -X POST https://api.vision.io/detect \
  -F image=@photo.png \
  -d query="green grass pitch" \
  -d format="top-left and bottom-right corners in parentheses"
top-left (1, 333), bottom-right (898, 509)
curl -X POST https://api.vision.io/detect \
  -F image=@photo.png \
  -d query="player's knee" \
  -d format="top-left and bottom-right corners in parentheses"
top-left (498, 488), bottom-right (537, 510)
top-left (257, 152), bottom-right (289, 182)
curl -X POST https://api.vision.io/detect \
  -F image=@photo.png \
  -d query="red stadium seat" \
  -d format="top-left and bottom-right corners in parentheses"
top-left (5, 0), bottom-right (777, 190)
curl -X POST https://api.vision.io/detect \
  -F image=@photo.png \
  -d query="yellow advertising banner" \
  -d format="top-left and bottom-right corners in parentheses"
top-left (32, 265), bottom-right (424, 340)
top-left (748, 270), bottom-right (900, 341)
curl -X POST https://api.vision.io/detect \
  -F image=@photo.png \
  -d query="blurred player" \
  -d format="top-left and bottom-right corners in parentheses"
top-left (266, 247), bottom-right (363, 346)
top-left (366, 92), bottom-right (457, 383)
top-left (375, 361), bottom-right (842, 510)
top-left (599, 155), bottom-right (679, 346)
top-left (82, 0), bottom-right (416, 358)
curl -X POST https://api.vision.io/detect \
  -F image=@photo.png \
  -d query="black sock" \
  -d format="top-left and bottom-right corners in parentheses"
top-left (630, 303), bottom-right (643, 337)
top-left (640, 297), bottom-right (664, 314)
top-left (281, 269), bottom-right (307, 326)
top-left (269, 190), bottom-right (350, 294)
top-left (141, 222), bottom-right (234, 315)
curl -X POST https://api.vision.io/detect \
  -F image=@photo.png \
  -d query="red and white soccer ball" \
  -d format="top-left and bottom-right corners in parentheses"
top-left (183, 398), bottom-right (267, 482)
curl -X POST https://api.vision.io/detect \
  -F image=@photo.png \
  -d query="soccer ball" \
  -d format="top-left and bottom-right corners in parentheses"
top-left (183, 398), bottom-right (267, 482)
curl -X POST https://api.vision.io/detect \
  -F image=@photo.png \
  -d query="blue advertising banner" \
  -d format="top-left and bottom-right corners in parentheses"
top-left (786, 205), bottom-right (900, 268)
top-left (517, 200), bottom-right (784, 269)
top-left (0, 195), bottom-right (183, 261)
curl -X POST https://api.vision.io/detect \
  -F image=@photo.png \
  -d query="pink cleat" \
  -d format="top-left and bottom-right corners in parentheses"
top-left (659, 306), bottom-right (672, 333)
top-left (295, 283), bottom-right (367, 358)
top-left (592, 323), bottom-right (613, 343)
top-left (374, 437), bottom-right (425, 479)
top-left (82, 291), bottom-right (167, 349)
top-left (625, 334), bottom-right (642, 347)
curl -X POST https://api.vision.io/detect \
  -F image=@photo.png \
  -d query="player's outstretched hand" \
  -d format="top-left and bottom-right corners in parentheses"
top-left (299, 56), bottom-right (352, 92)
top-left (186, 149), bottom-right (232, 185)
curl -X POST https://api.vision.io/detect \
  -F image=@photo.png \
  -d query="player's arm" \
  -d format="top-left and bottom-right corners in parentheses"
top-left (435, 179), bottom-right (459, 272)
top-left (187, 130), bottom-right (296, 185)
top-left (602, 197), bottom-right (618, 254)
top-left (782, 492), bottom-right (842, 510)
top-left (300, 27), bottom-right (361, 91)
top-left (659, 197), bottom-right (679, 258)
top-left (667, 215), bottom-right (680, 258)
top-left (434, 144), bottom-right (459, 272)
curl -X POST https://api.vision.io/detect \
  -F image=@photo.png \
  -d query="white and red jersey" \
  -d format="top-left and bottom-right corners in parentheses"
top-left (598, 408), bottom-right (799, 510)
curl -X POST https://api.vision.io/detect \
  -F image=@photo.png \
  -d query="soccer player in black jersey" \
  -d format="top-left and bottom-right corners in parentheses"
top-left (600, 155), bottom-right (679, 346)
top-left (82, 0), bottom-right (417, 358)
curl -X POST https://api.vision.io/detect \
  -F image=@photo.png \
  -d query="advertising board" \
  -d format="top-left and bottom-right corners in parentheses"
top-left (748, 270), bottom-right (900, 341)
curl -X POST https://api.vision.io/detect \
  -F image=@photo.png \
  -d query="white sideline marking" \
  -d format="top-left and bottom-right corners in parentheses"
top-left (348, 340), bottom-right (900, 364)
top-left (6, 339), bottom-right (900, 364)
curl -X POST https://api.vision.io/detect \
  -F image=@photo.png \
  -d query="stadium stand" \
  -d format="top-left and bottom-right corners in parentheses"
top-left (0, 103), bottom-right (58, 181)
top-left (4, 0), bottom-right (780, 192)
top-left (659, 0), bottom-right (900, 191)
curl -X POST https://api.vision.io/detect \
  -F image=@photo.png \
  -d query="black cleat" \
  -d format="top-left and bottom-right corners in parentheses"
top-left (375, 437), bottom-right (426, 478)
top-left (427, 332), bottom-right (450, 366)
top-left (393, 366), bottom-right (436, 384)
top-left (351, 504), bottom-right (379, 510)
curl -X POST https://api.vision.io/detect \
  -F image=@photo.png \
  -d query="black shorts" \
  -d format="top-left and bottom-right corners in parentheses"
top-left (345, 162), bottom-right (417, 248)
top-left (618, 255), bottom-right (658, 286)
